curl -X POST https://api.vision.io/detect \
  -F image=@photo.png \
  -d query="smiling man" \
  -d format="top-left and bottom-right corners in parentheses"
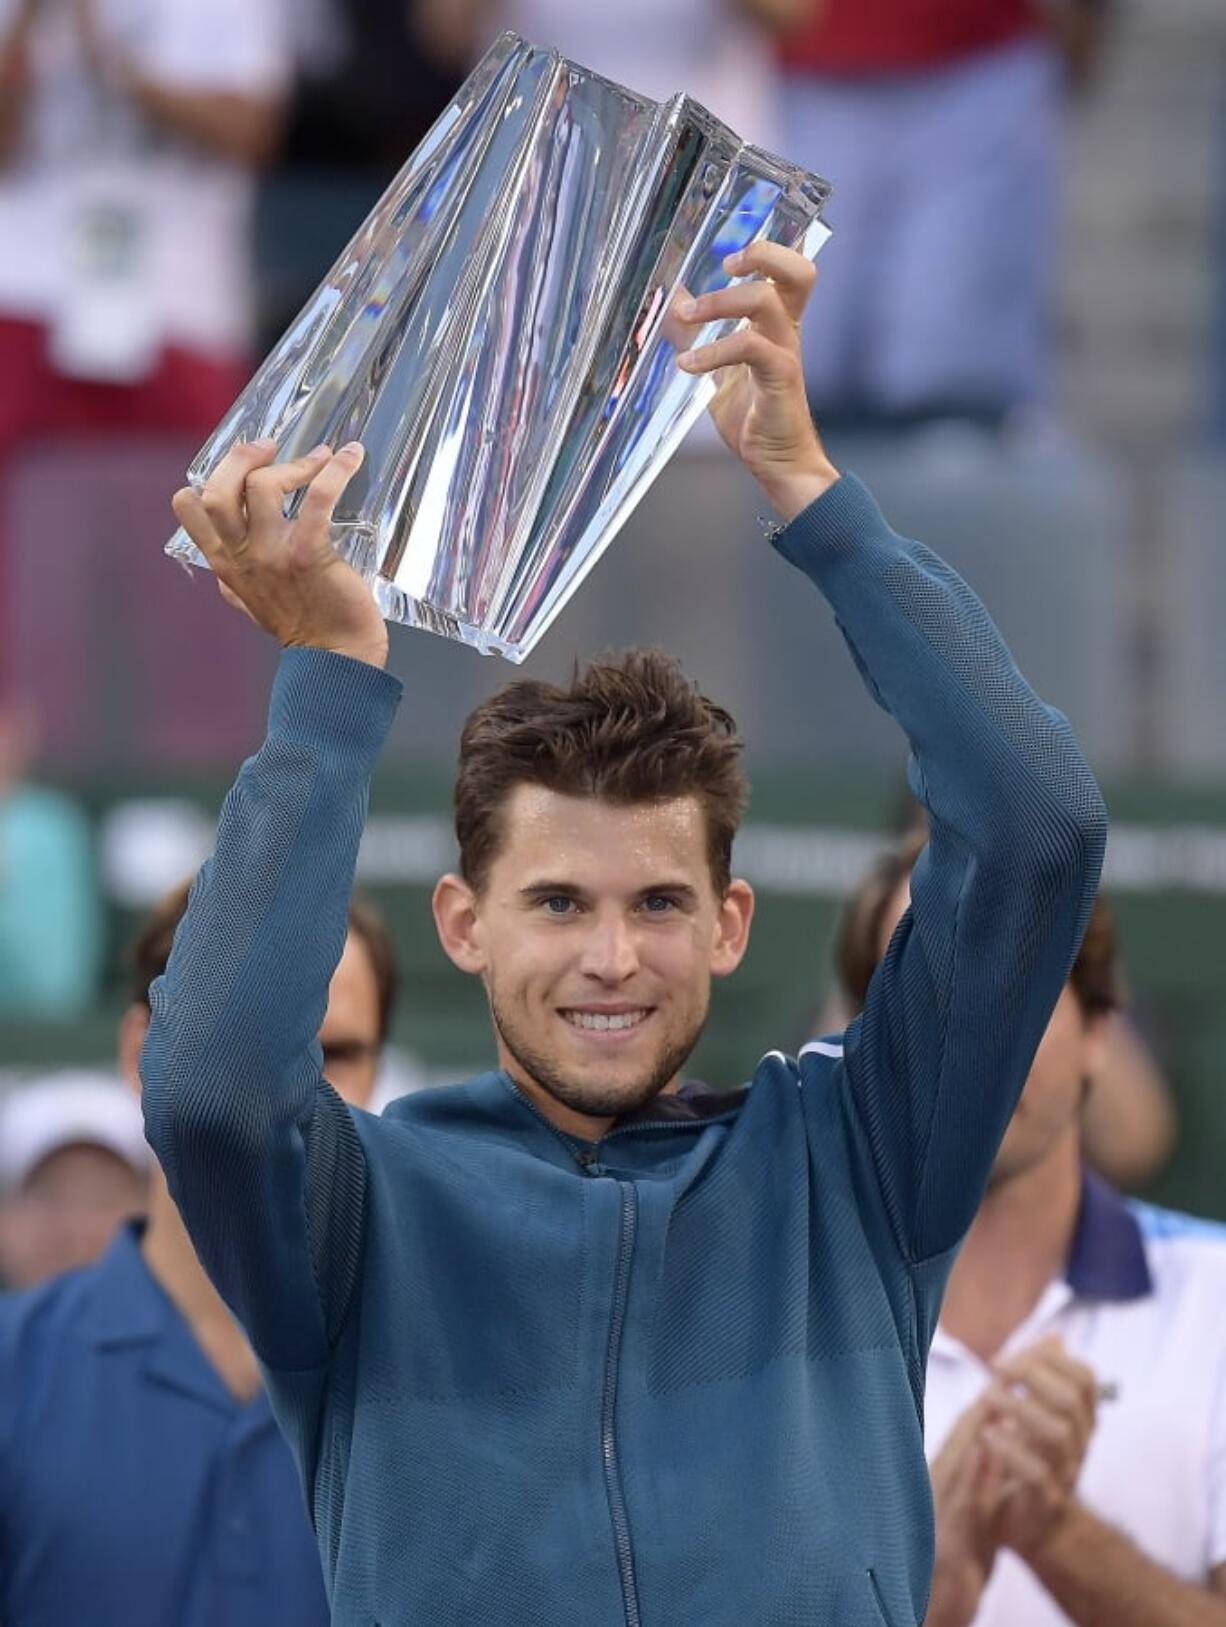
top-left (430, 669), bottom-right (755, 1141)
top-left (144, 242), bottom-right (1107, 1626)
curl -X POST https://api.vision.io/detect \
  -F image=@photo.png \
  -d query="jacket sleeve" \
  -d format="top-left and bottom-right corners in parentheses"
top-left (776, 476), bottom-right (1107, 1264)
top-left (140, 647), bottom-right (403, 1370)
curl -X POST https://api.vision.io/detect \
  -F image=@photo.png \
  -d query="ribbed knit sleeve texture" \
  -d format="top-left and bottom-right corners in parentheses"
top-left (775, 475), bottom-right (1107, 1264)
top-left (141, 648), bottom-right (403, 1370)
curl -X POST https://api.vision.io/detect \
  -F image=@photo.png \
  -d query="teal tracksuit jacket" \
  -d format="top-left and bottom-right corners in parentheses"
top-left (142, 474), bottom-right (1106, 1625)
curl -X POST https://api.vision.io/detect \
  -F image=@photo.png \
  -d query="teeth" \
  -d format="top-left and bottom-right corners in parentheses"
top-left (564, 1010), bottom-right (648, 1032)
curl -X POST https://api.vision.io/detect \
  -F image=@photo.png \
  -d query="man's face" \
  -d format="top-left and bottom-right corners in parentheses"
top-left (0, 1144), bottom-right (147, 1289)
top-left (123, 930), bottom-right (384, 1116)
top-left (989, 984), bottom-right (1103, 1185)
top-left (876, 877), bottom-right (1103, 1186)
top-left (434, 787), bottom-right (753, 1137)
top-left (318, 933), bottom-right (383, 1111)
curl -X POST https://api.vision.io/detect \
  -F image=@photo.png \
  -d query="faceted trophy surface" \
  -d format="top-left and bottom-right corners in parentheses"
top-left (166, 32), bottom-right (832, 661)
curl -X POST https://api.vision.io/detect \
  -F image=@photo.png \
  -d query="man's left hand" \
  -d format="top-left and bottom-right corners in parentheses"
top-left (673, 241), bottom-right (838, 521)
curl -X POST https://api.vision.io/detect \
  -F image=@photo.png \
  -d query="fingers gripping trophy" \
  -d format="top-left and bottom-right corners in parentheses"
top-left (153, 30), bottom-right (1106, 1627)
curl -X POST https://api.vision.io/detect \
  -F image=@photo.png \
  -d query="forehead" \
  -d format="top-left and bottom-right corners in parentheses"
top-left (491, 785), bottom-right (712, 888)
top-left (24, 1142), bottom-right (142, 1195)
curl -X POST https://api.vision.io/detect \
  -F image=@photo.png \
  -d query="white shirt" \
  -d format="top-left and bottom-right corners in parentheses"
top-left (924, 1180), bottom-right (1226, 1626)
top-left (0, 0), bottom-right (288, 364)
top-left (495, 0), bottom-right (781, 150)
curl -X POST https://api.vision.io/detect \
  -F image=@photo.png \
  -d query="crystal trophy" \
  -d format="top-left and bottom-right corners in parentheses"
top-left (166, 32), bottom-right (832, 662)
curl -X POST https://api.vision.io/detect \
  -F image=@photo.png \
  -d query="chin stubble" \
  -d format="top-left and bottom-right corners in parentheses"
top-left (489, 993), bottom-right (707, 1122)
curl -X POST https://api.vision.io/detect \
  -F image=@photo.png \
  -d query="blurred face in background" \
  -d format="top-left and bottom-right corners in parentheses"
top-left (0, 1142), bottom-right (147, 1290)
top-left (876, 877), bottom-right (1107, 1190)
top-left (120, 927), bottom-right (385, 1119)
top-left (317, 932), bottom-right (384, 1110)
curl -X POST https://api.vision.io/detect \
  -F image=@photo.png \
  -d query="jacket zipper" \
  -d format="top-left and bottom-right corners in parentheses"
top-left (500, 1071), bottom-right (744, 1624)
top-left (602, 1180), bottom-right (642, 1627)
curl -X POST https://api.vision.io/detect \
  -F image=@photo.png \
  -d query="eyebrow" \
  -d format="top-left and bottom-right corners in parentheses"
top-left (517, 881), bottom-right (701, 905)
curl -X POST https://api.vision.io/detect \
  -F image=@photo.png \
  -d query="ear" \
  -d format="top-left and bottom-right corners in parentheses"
top-left (711, 878), bottom-right (754, 979)
top-left (432, 872), bottom-right (487, 976)
top-left (118, 1004), bottom-right (150, 1098)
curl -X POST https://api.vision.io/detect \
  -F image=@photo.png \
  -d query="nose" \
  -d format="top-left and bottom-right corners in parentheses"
top-left (578, 912), bottom-right (641, 984)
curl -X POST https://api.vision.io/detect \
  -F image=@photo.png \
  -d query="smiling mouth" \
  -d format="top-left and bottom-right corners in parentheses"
top-left (560, 1008), bottom-right (653, 1033)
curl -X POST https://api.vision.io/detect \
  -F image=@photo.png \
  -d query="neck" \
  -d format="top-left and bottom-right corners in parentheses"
top-left (501, 1059), bottom-right (617, 1142)
top-left (939, 1129), bottom-right (1083, 1362)
top-left (140, 1173), bottom-right (263, 1403)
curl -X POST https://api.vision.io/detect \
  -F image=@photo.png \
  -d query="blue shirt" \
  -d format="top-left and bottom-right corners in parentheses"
top-left (0, 1225), bottom-right (330, 1627)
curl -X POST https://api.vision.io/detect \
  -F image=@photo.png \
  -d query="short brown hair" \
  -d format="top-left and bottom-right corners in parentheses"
top-left (128, 881), bottom-right (400, 1045)
top-left (835, 826), bottom-right (1121, 1019)
top-left (454, 649), bottom-right (749, 894)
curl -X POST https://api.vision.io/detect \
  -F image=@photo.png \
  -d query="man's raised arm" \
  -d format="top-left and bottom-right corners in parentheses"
top-left (778, 469), bottom-right (1106, 1265)
top-left (678, 244), bottom-right (1107, 1268)
top-left (141, 442), bottom-right (400, 1371)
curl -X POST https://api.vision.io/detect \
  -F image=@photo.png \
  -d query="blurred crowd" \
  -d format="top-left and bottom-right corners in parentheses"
top-left (2, 0), bottom-right (1206, 1016)
top-left (2, 0), bottom-right (1226, 1624)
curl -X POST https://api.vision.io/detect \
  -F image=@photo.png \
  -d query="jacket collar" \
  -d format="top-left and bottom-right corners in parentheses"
top-left (614, 1078), bottom-right (749, 1128)
top-left (83, 1223), bottom-right (275, 1425)
top-left (1065, 1169), bottom-right (1153, 1301)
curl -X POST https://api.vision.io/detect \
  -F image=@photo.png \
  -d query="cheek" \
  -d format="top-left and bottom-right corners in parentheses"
top-left (1029, 1021), bottom-right (1064, 1079)
top-left (1022, 1018), bottom-right (1089, 1120)
top-left (649, 929), bottom-right (713, 997)
top-left (484, 924), bottom-right (567, 995)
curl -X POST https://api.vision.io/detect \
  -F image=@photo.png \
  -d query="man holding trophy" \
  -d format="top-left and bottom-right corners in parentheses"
top-left (148, 224), bottom-right (1107, 1625)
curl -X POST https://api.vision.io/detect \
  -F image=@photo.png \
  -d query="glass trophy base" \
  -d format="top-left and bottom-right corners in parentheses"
top-left (374, 581), bottom-right (520, 661)
top-left (166, 522), bottom-right (524, 660)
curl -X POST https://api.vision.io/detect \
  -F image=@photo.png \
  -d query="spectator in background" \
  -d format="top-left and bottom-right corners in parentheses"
top-left (421, 0), bottom-right (817, 150)
top-left (832, 835), bottom-right (1226, 1626)
top-left (0, 880), bottom-right (398, 1626)
top-left (824, 818), bottom-right (1176, 1191)
top-left (0, 0), bottom-right (288, 643)
top-left (777, 0), bottom-right (1112, 430)
top-left (255, 0), bottom-right (464, 353)
top-left (0, 701), bottom-right (102, 1018)
top-left (0, 1071), bottom-right (148, 1288)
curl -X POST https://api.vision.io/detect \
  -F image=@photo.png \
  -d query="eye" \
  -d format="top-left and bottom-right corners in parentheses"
top-left (541, 896), bottom-right (578, 916)
top-left (640, 893), bottom-right (679, 914)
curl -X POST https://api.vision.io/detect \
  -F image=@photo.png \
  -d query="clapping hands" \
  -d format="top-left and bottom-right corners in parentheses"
top-left (929, 1338), bottom-right (1099, 1626)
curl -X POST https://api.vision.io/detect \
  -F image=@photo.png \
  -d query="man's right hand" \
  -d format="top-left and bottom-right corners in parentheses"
top-left (172, 440), bottom-right (389, 669)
